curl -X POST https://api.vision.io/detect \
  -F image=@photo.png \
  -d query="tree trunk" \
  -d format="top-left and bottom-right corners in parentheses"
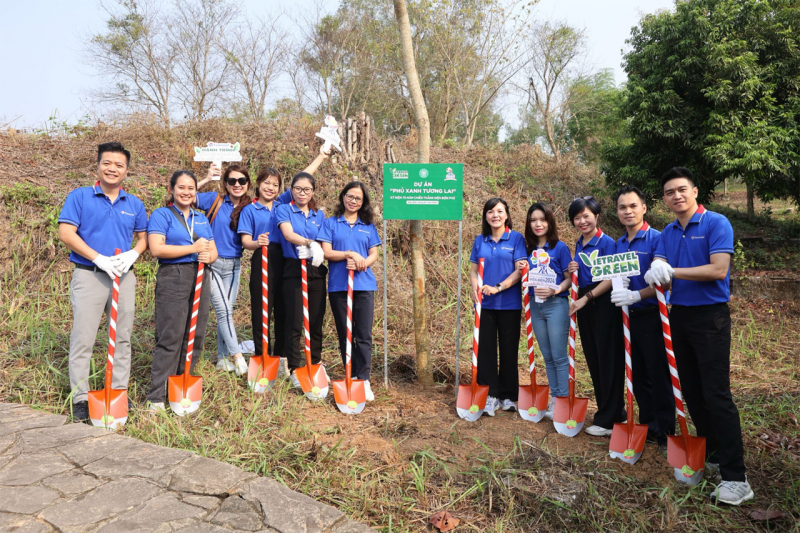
top-left (746, 181), bottom-right (755, 218)
top-left (393, 0), bottom-right (432, 386)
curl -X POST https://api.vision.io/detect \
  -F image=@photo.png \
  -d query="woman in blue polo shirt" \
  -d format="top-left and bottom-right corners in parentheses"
top-left (195, 163), bottom-right (252, 375)
top-left (566, 196), bottom-right (625, 436)
top-left (522, 202), bottom-right (573, 419)
top-left (275, 172), bottom-right (328, 385)
top-left (318, 182), bottom-right (382, 401)
top-left (469, 198), bottom-right (528, 415)
top-left (146, 170), bottom-right (218, 411)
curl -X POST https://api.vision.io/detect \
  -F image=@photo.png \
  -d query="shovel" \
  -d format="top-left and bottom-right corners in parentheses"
top-left (293, 258), bottom-right (329, 401)
top-left (88, 248), bottom-right (128, 430)
top-left (248, 245), bottom-right (281, 392)
top-left (168, 262), bottom-right (205, 416)
top-left (553, 272), bottom-right (589, 437)
top-left (518, 265), bottom-right (549, 423)
top-left (333, 270), bottom-right (366, 414)
top-left (655, 284), bottom-right (705, 485)
top-left (457, 258), bottom-right (490, 421)
top-left (609, 279), bottom-right (649, 464)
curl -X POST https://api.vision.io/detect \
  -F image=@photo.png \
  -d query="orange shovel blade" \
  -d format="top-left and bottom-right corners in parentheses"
top-left (294, 364), bottom-right (328, 401)
top-left (247, 355), bottom-right (281, 393)
top-left (609, 422), bottom-right (649, 464)
top-left (168, 374), bottom-right (203, 416)
top-left (553, 396), bottom-right (589, 437)
top-left (87, 389), bottom-right (128, 430)
top-left (518, 384), bottom-right (549, 423)
top-left (668, 434), bottom-right (706, 484)
top-left (332, 379), bottom-right (366, 414)
top-left (456, 383), bottom-right (489, 422)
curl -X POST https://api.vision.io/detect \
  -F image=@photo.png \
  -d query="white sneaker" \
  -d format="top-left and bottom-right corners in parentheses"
top-left (501, 399), bottom-right (517, 412)
top-left (216, 358), bottom-right (235, 372)
top-left (711, 477), bottom-right (754, 505)
top-left (585, 425), bottom-right (613, 437)
top-left (364, 380), bottom-right (375, 402)
top-left (544, 398), bottom-right (555, 420)
top-left (147, 402), bottom-right (165, 413)
top-left (484, 396), bottom-right (500, 417)
top-left (233, 356), bottom-right (248, 376)
top-left (289, 371), bottom-right (301, 389)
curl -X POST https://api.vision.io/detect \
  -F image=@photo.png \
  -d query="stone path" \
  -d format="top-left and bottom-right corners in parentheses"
top-left (0, 403), bottom-right (373, 532)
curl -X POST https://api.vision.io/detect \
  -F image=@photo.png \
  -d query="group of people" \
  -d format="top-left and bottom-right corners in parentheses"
top-left (60, 142), bottom-right (381, 421)
top-left (467, 169), bottom-right (751, 506)
top-left (58, 142), bottom-right (751, 506)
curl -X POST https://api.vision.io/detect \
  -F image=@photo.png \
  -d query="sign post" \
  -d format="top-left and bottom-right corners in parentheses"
top-left (381, 163), bottom-right (463, 391)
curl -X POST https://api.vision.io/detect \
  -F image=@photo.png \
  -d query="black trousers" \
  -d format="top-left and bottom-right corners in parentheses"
top-left (329, 290), bottom-right (375, 381)
top-left (577, 284), bottom-right (626, 429)
top-left (629, 307), bottom-right (675, 444)
top-left (476, 308), bottom-right (521, 401)
top-left (282, 258), bottom-right (327, 371)
top-left (249, 244), bottom-right (286, 357)
top-left (148, 263), bottom-right (211, 403)
top-left (671, 303), bottom-right (746, 481)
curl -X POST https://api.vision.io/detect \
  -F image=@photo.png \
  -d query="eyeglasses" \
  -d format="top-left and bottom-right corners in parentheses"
top-left (344, 194), bottom-right (363, 204)
top-left (225, 177), bottom-right (249, 186)
top-left (293, 186), bottom-right (313, 194)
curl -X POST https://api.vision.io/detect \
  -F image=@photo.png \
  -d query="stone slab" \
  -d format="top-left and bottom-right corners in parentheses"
top-left (168, 455), bottom-right (257, 496)
top-left (84, 441), bottom-right (192, 484)
top-left (9, 422), bottom-right (108, 454)
top-left (181, 494), bottom-right (222, 510)
top-left (210, 495), bottom-right (263, 531)
top-left (0, 512), bottom-right (54, 532)
top-left (42, 470), bottom-right (104, 496)
top-left (0, 485), bottom-right (61, 514)
top-left (242, 477), bottom-right (344, 533)
top-left (173, 521), bottom-right (237, 532)
top-left (0, 410), bottom-right (66, 437)
top-left (330, 519), bottom-right (376, 533)
top-left (0, 450), bottom-right (74, 486)
top-left (98, 492), bottom-right (208, 533)
top-left (59, 433), bottom-right (141, 466)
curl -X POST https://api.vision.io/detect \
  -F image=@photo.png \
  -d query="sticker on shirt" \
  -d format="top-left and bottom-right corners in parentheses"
top-left (579, 250), bottom-right (641, 281)
top-left (523, 250), bottom-right (559, 302)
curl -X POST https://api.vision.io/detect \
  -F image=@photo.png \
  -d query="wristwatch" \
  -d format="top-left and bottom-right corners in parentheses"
top-left (495, 283), bottom-right (502, 291)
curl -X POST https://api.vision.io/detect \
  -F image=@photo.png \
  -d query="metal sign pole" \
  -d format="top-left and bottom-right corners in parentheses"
top-left (454, 220), bottom-right (463, 399)
top-left (383, 219), bottom-right (389, 389)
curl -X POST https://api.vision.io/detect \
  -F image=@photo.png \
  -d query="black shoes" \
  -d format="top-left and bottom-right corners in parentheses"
top-left (71, 401), bottom-right (89, 423)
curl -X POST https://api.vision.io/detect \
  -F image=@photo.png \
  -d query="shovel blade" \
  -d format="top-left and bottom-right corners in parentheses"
top-left (609, 422), bottom-right (649, 465)
top-left (668, 434), bottom-right (706, 485)
top-left (87, 389), bottom-right (128, 430)
top-left (552, 395), bottom-right (589, 437)
top-left (168, 374), bottom-right (203, 416)
top-left (456, 383), bottom-right (489, 422)
top-left (294, 364), bottom-right (329, 401)
top-left (332, 379), bottom-right (366, 415)
top-left (247, 355), bottom-right (281, 393)
top-left (518, 384), bottom-right (549, 423)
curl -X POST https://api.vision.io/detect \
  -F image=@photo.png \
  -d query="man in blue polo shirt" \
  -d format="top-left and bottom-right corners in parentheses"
top-left (609, 185), bottom-right (675, 452)
top-left (645, 167), bottom-right (752, 505)
top-left (58, 142), bottom-right (148, 423)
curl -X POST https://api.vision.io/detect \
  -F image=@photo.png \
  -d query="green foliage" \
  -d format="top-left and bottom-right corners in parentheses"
top-left (0, 183), bottom-right (50, 207)
top-left (565, 69), bottom-right (627, 164)
top-left (604, 0), bottom-right (800, 205)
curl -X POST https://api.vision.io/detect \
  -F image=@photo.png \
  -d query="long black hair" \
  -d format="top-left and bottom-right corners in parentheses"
top-left (481, 197), bottom-right (512, 236)
top-left (164, 170), bottom-right (197, 207)
top-left (524, 202), bottom-right (559, 253)
top-left (333, 181), bottom-right (373, 225)
top-left (290, 172), bottom-right (317, 211)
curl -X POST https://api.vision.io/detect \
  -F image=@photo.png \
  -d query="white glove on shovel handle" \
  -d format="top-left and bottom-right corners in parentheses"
top-left (309, 242), bottom-right (324, 267)
top-left (92, 254), bottom-right (122, 279)
top-left (610, 288), bottom-right (642, 308)
top-left (110, 249), bottom-right (140, 274)
top-left (644, 261), bottom-right (674, 287)
top-left (297, 245), bottom-right (311, 260)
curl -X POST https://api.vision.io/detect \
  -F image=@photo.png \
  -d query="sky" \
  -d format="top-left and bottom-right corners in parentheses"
top-left (0, 0), bottom-right (675, 129)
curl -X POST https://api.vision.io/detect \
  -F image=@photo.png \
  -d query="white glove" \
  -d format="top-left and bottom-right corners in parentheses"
top-left (622, 276), bottom-right (631, 289)
top-left (297, 244), bottom-right (311, 259)
top-left (610, 288), bottom-right (642, 308)
top-left (309, 241), bottom-right (324, 267)
top-left (110, 249), bottom-right (140, 274)
top-left (92, 254), bottom-right (122, 279)
top-left (644, 260), bottom-right (674, 288)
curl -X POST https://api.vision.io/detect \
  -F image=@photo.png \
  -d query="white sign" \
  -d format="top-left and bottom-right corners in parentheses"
top-left (194, 142), bottom-right (242, 179)
top-left (522, 249), bottom-right (560, 302)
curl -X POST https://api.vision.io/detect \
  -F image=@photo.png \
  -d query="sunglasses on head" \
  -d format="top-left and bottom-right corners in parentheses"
top-left (573, 195), bottom-right (594, 202)
top-left (225, 177), bottom-right (249, 186)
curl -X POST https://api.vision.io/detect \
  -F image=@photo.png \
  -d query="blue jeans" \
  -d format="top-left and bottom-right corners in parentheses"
top-left (209, 257), bottom-right (242, 359)
top-left (530, 296), bottom-right (570, 397)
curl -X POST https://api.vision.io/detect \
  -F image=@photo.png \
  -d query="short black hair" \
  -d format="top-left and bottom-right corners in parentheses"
top-left (97, 142), bottom-right (131, 166)
top-left (481, 197), bottom-right (512, 236)
top-left (660, 167), bottom-right (695, 191)
top-left (614, 185), bottom-right (646, 206)
top-left (567, 196), bottom-right (601, 222)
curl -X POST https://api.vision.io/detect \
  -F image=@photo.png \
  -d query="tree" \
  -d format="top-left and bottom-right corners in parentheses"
top-left (564, 69), bottom-right (626, 164)
top-left (393, 0), bottom-right (433, 386)
top-left (86, 0), bottom-right (177, 127)
top-left (604, 0), bottom-right (800, 211)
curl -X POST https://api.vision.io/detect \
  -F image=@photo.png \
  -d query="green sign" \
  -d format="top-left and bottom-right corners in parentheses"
top-left (578, 251), bottom-right (641, 281)
top-left (382, 163), bottom-right (463, 220)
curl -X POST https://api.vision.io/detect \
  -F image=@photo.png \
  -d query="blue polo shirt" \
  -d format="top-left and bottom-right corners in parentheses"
top-left (58, 184), bottom-right (148, 267)
top-left (196, 192), bottom-right (242, 259)
top-left (147, 207), bottom-right (214, 264)
top-left (268, 190), bottom-right (293, 250)
top-left (574, 228), bottom-right (616, 288)
top-left (527, 240), bottom-right (572, 298)
top-left (237, 200), bottom-right (273, 242)
top-left (615, 222), bottom-right (661, 310)
top-left (274, 202), bottom-right (325, 260)
top-left (318, 215), bottom-right (382, 292)
top-left (469, 230), bottom-right (527, 310)
top-left (654, 205), bottom-right (734, 306)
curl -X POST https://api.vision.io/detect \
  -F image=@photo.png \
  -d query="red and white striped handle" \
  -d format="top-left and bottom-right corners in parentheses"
top-left (105, 248), bottom-right (121, 392)
top-left (472, 259), bottom-right (484, 377)
top-left (184, 262), bottom-right (205, 386)
top-left (261, 246), bottom-right (269, 356)
top-left (522, 264), bottom-right (535, 375)
top-left (301, 258), bottom-right (311, 364)
top-left (621, 302), bottom-right (634, 422)
top-left (346, 269), bottom-right (354, 383)
top-left (655, 284), bottom-right (687, 422)
top-left (567, 272), bottom-right (578, 382)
